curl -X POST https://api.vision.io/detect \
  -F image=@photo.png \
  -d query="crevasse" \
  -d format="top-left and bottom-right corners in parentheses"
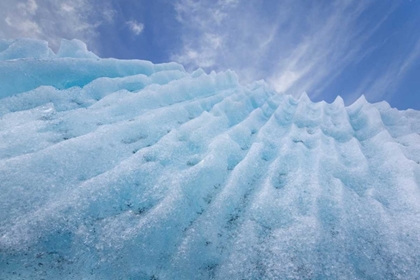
top-left (1, 39), bottom-right (420, 279)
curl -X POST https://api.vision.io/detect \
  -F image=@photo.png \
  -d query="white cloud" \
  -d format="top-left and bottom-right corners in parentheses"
top-left (270, 71), bottom-right (300, 93)
top-left (172, 0), bottom-right (247, 73)
top-left (0, 0), bottom-right (114, 52)
top-left (126, 20), bottom-right (144, 36)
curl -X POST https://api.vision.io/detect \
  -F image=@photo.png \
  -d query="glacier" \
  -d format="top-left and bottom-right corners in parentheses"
top-left (1, 38), bottom-right (420, 279)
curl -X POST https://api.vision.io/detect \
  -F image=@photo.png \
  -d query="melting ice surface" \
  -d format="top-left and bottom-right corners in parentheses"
top-left (1, 38), bottom-right (420, 280)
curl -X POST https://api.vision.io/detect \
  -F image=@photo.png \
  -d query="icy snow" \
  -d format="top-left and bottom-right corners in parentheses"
top-left (1, 39), bottom-right (420, 279)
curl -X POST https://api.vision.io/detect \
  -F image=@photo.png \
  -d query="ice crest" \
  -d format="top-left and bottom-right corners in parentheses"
top-left (1, 39), bottom-right (420, 279)
top-left (56, 39), bottom-right (99, 59)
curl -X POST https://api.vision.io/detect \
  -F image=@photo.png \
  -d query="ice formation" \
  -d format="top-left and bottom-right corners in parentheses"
top-left (1, 38), bottom-right (420, 279)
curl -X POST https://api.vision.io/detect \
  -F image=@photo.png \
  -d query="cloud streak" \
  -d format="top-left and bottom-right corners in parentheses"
top-left (170, 0), bottom-right (406, 103)
top-left (350, 37), bottom-right (420, 103)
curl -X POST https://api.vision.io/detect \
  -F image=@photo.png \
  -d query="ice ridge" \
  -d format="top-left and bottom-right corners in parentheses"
top-left (1, 39), bottom-right (420, 279)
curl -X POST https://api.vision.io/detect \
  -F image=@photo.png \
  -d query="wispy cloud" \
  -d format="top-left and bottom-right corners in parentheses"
top-left (126, 20), bottom-right (144, 36)
top-left (350, 37), bottom-right (420, 103)
top-left (0, 0), bottom-right (114, 52)
top-left (397, 38), bottom-right (420, 79)
top-left (171, 0), bottom-right (404, 101)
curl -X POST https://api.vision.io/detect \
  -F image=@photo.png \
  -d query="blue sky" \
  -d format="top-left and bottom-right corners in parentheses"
top-left (0, 0), bottom-right (419, 110)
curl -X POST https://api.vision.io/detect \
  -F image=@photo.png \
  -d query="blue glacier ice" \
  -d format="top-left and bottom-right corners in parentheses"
top-left (1, 38), bottom-right (420, 279)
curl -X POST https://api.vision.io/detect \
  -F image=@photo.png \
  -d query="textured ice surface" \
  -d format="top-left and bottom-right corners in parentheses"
top-left (1, 39), bottom-right (420, 279)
